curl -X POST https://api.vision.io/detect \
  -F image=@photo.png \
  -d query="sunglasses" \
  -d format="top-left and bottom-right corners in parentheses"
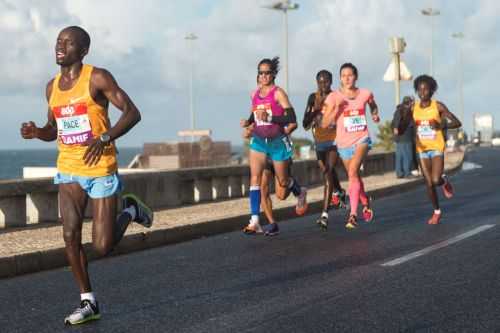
top-left (258, 70), bottom-right (273, 76)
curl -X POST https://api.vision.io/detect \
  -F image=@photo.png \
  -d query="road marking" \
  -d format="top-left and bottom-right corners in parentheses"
top-left (381, 224), bottom-right (496, 267)
top-left (461, 161), bottom-right (482, 171)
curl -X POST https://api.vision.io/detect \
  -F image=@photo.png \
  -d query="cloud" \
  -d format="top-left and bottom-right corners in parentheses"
top-left (2, 0), bottom-right (500, 150)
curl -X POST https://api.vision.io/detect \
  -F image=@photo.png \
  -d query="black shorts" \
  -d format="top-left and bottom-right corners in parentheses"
top-left (316, 145), bottom-right (337, 163)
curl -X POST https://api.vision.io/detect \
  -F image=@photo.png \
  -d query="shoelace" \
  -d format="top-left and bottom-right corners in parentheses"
top-left (72, 303), bottom-right (92, 317)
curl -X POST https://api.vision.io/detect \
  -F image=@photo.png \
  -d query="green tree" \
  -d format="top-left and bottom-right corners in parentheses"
top-left (375, 120), bottom-right (395, 152)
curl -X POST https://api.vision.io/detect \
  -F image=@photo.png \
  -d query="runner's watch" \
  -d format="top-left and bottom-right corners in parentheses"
top-left (99, 133), bottom-right (111, 143)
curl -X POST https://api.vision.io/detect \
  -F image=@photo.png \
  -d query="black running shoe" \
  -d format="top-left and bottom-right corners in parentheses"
top-left (122, 193), bottom-right (154, 228)
top-left (263, 223), bottom-right (280, 236)
top-left (316, 215), bottom-right (328, 230)
top-left (64, 300), bottom-right (101, 325)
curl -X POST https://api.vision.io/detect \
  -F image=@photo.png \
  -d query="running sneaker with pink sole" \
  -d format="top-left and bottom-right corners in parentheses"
top-left (441, 174), bottom-right (454, 199)
top-left (362, 206), bottom-right (374, 223)
top-left (345, 214), bottom-right (358, 229)
top-left (427, 212), bottom-right (441, 225)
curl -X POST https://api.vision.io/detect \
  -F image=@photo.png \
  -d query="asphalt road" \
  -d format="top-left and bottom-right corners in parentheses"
top-left (0, 146), bottom-right (499, 333)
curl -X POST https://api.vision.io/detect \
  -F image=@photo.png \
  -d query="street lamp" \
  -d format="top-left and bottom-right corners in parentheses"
top-left (185, 33), bottom-right (198, 141)
top-left (262, 0), bottom-right (299, 93)
top-left (421, 7), bottom-right (440, 76)
top-left (452, 32), bottom-right (465, 136)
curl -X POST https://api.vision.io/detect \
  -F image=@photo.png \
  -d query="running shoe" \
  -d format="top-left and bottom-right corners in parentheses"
top-left (362, 206), bottom-right (374, 223)
top-left (295, 187), bottom-right (308, 216)
top-left (64, 300), bottom-right (101, 325)
top-left (331, 189), bottom-right (347, 209)
top-left (122, 193), bottom-right (154, 228)
top-left (441, 174), bottom-right (454, 199)
top-left (243, 221), bottom-right (263, 235)
top-left (345, 214), bottom-right (358, 229)
top-left (427, 212), bottom-right (441, 225)
top-left (316, 214), bottom-right (328, 230)
top-left (263, 223), bottom-right (280, 236)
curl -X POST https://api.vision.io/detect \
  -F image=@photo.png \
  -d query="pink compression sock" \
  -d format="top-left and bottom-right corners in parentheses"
top-left (348, 178), bottom-right (361, 216)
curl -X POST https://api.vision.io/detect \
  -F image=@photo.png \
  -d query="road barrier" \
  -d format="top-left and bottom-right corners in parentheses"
top-left (0, 152), bottom-right (394, 228)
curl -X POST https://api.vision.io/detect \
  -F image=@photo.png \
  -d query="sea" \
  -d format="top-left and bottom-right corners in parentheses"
top-left (0, 145), bottom-right (245, 180)
top-left (0, 147), bottom-right (142, 180)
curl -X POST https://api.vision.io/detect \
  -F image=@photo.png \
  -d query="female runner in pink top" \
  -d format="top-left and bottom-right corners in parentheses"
top-left (322, 63), bottom-right (380, 229)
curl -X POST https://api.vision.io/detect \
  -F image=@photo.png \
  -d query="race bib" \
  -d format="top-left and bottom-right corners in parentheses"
top-left (53, 103), bottom-right (92, 145)
top-left (343, 109), bottom-right (367, 133)
top-left (253, 103), bottom-right (272, 127)
top-left (417, 121), bottom-right (436, 140)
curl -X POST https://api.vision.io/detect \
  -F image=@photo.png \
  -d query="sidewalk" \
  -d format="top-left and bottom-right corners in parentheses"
top-left (0, 149), bottom-right (465, 278)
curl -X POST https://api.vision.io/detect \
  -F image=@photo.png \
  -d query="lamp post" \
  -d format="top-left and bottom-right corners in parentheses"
top-left (452, 32), bottom-right (464, 126)
top-left (263, 0), bottom-right (299, 93)
top-left (421, 8), bottom-right (440, 76)
top-left (185, 33), bottom-right (198, 141)
top-left (389, 37), bottom-right (407, 106)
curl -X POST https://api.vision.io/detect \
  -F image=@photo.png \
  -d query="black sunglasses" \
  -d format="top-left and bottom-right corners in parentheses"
top-left (258, 70), bottom-right (273, 76)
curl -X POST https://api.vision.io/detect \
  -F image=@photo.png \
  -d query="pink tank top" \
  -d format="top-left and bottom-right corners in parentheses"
top-left (328, 88), bottom-right (374, 148)
top-left (251, 86), bottom-right (285, 139)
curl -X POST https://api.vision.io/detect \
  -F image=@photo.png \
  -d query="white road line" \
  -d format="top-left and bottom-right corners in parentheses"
top-left (381, 224), bottom-right (496, 267)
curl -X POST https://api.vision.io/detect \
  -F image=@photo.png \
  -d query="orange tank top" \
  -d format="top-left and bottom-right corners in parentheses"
top-left (49, 64), bottom-right (117, 177)
top-left (413, 99), bottom-right (445, 153)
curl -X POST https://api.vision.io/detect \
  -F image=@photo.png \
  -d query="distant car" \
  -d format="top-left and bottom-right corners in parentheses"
top-left (492, 137), bottom-right (500, 146)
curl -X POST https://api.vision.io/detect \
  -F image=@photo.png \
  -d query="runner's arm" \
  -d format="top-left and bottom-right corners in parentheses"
top-left (302, 93), bottom-right (319, 130)
top-left (368, 98), bottom-right (380, 123)
top-left (91, 68), bottom-right (141, 141)
top-left (284, 122), bottom-right (297, 135)
top-left (83, 68), bottom-right (141, 166)
top-left (437, 102), bottom-right (462, 130)
top-left (20, 80), bottom-right (57, 141)
top-left (270, 107), bottom-right (297, 125)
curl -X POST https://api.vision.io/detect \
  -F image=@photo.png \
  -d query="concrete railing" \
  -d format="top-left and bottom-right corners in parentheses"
top-left (0, 152), bottom-right (394, 229)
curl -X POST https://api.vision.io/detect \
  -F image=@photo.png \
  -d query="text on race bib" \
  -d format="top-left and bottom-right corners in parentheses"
top-left (53, 103), bottom-right (93, 145)
top-left (343, 109), bottom-right (367, 133)
top-left (416, 120), bottom-right (436, 140)
top-left (253, 103), bottom-right (273, 127)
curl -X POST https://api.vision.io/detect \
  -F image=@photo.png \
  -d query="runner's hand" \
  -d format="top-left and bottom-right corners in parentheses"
top-left (372, 113), bottom-right (380, 123)
top-left (83, 137), bottom-right (106, 166)
top-left (240, 119), bottom-right (249, 128)
top-left (429, 119), bottom-right (441, 130)
top-left (242, 124), bottom-right (254, 139)
top-left (20, 121), bottom-right (38, 139)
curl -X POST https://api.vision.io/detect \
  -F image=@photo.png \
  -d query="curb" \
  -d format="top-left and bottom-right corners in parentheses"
top-left (0, 152), bottom-right (465, 279)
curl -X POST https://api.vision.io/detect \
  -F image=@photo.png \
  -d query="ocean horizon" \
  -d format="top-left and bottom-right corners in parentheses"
top-left (0, 145), bottom-right (245, 180)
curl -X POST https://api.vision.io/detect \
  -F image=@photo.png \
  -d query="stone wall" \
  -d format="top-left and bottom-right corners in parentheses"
top-left (0, 152), bottom-right (394, 229)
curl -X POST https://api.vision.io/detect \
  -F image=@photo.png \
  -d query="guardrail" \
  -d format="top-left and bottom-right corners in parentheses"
top-left (0, 152), bottom-right (394, 228)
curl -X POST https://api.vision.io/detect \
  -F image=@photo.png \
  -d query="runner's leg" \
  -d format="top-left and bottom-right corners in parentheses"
top-left (261, 169), bottom-right (275, 224)
top-left (342, 143), bottom-right (369, 217)
top-left (60, 183), bottom-right (91, 293)
top-left (419, 157), bottom-right (439, 210)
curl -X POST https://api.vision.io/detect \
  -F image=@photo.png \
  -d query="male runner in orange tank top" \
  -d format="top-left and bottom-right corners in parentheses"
top-left (20, 26), bottom-right (153, 325)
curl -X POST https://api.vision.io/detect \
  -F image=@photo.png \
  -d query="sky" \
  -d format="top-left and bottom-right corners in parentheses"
top-left (1, 0), bottom-right (498, 150)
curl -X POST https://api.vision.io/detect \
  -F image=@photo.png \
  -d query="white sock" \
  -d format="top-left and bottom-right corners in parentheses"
top-left (250, 215), bottom-right (260, 225)
top-left (434, 209), bottom-right (441, 215)
top-left (81, 292), bottom-right (96, 305)
top-left (321, 211), bottom-right (328, 218)
top-left (123, 206), bottom-right (137, 220)
top-left (333, 191), bottom-right (340, 196)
